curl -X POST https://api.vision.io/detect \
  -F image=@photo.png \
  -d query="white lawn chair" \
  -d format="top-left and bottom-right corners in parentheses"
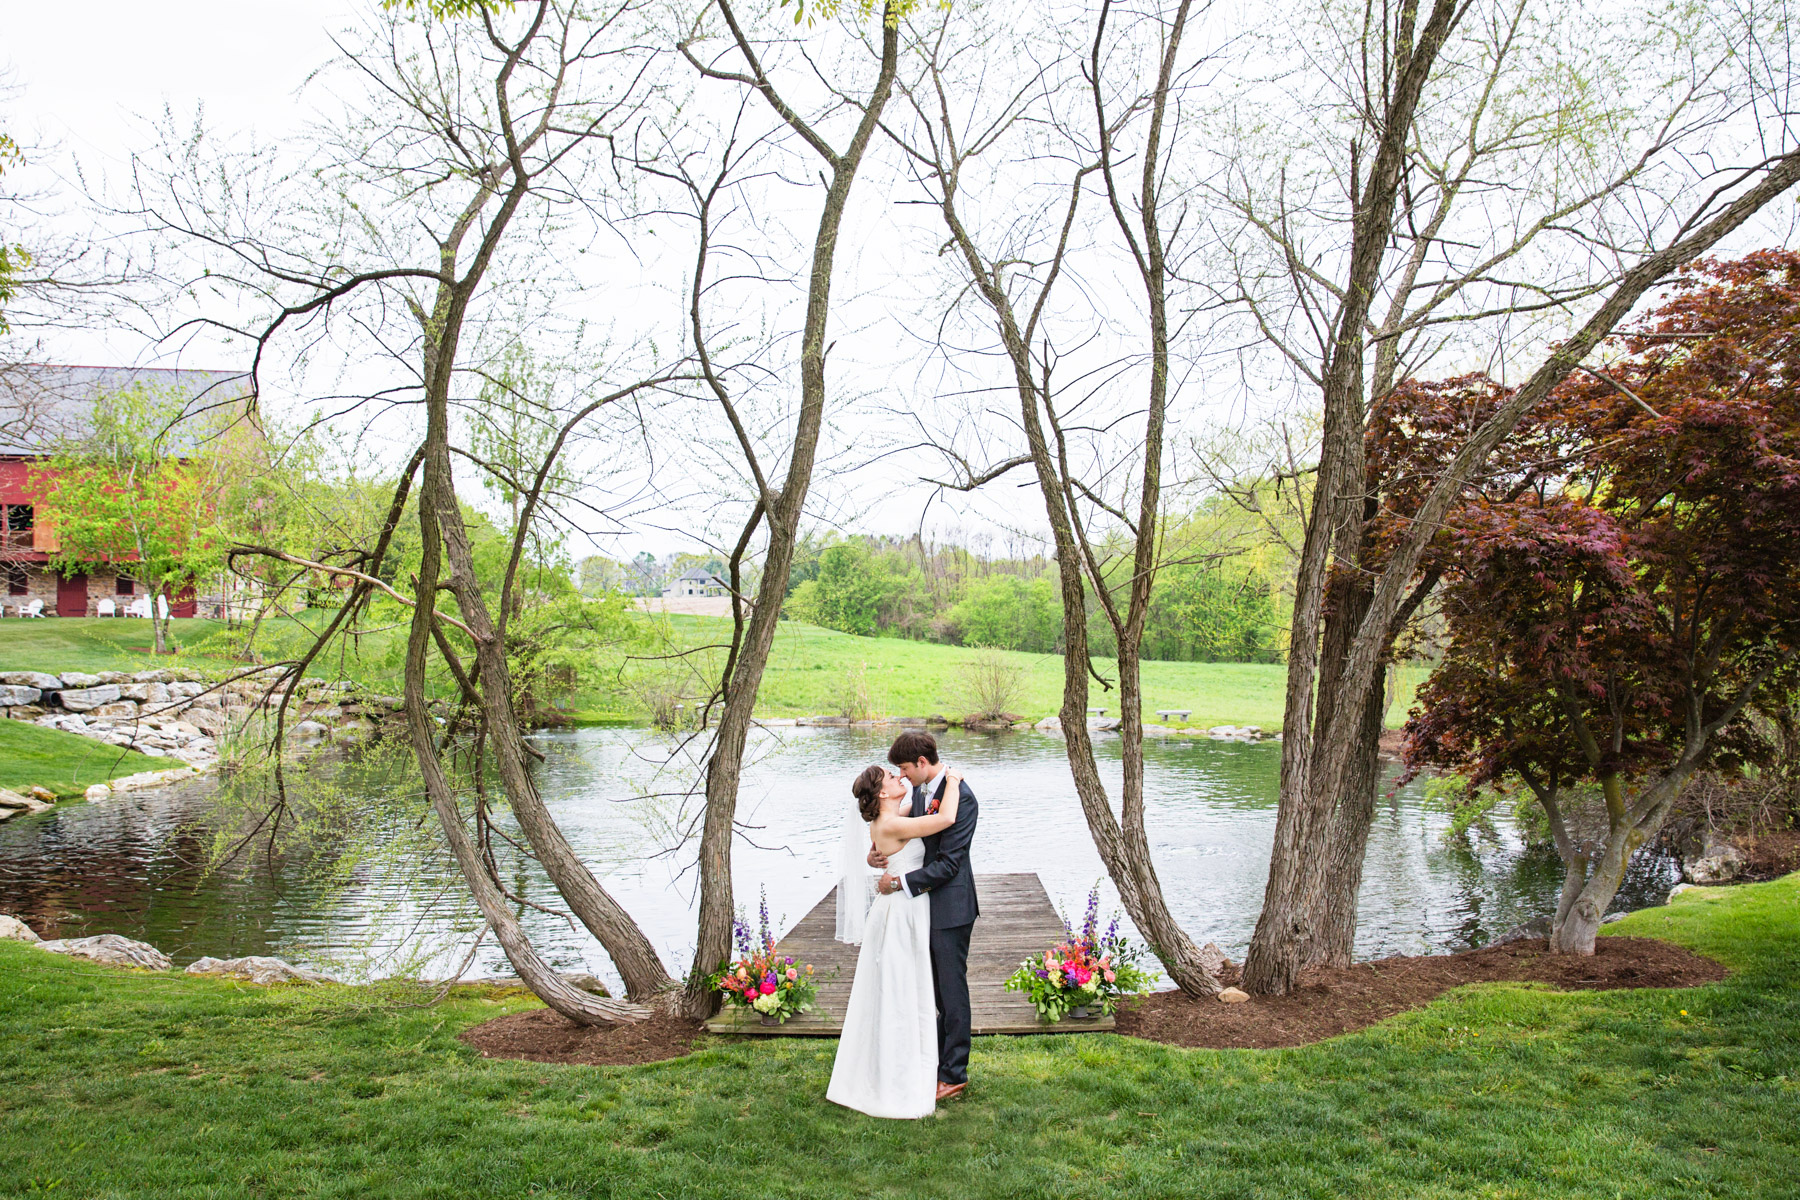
top-left (157, 594), bottom-right (170, 620)
top-left (23, 599), bottom-right (44, 618)
top-left (97, 598), bottom-right (116, 617)
top-left (126, 596), bottom-right (152, 619)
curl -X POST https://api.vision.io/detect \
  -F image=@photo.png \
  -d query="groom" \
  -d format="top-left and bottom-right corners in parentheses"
top-left (872, 730), bottom-right (979, 1101)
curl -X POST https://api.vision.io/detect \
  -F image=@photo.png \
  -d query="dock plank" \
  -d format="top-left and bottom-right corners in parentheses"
top-left (704, 873), bottom-right (1113, 1036)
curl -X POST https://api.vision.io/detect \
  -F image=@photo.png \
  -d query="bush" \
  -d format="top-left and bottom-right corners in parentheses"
top-left (957, 649), bottom-right (1026, 720)
top-left (948, 575), bottom-right (1061, 653)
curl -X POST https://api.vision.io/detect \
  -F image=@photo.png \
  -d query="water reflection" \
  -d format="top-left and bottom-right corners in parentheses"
top-left (0, 727), bottom-right (1677, 990)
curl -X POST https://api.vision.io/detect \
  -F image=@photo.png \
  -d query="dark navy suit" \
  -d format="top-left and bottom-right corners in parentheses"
top-left (904, 774), bottom-right (979, 1085)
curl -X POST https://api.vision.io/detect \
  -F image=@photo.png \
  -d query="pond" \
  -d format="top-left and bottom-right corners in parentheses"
top-left (0, 727), bottom-right (1679, 990)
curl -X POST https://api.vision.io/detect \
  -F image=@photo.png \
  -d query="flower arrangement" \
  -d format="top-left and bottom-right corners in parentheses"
top-left (1005, 886), bottom-right (1157, 1022)
top-left (712, 888), bottom-right (818, 1023)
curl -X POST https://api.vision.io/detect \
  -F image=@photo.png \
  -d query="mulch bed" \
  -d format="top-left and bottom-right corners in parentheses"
top-left (1114, 936), bottom-right (1726, 1050)
top-left (457, 936), bottom-right (1727, 1065)
top-left (458, 1008), bottom-right (705, 1067)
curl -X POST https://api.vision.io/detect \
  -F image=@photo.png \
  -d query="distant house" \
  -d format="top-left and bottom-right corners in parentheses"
top-left (662, 567), bottom-right (727, 598)
top-left (0, 363), bottom-right (251, 618)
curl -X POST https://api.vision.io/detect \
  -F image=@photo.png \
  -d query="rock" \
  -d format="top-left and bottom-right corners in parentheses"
top-left (1667, 883), bottom-right (1693, 899)
top-left (94, 671), bottom-right (133, 685)
top-left (29, 786), bottom-right (56, 803)
top-left (38, 933), bottom-right (172, 971)
top-left (131, 669), bottom-right (176, 684)
top-left (0, 788), bottom-right (52, 815)
top-left (1197, 942), bottom-right (1228, 977)
top-left (0, 685), bottom-right (42, 706)
top-left (166, 682), bottom-right (205, 699)
top-left (290, 721), bottom-right (329, 743)
top-left (57, 685), bottom-right (123, 711)
top-left (85, 784), bottom-right (111, 801)
top-left (1683, 841), bottom-right (1748, 885)
top-left (1140, 723), bottom-right (1174, 738)
top-left (91, 702), bottom-right (140, 718)
top-left (0, 671), bottom-right (62, 690)
top-left (1088, 717), bottom-right (1122, 732)
top-left (1034, 716), bottom-right (1062, 732)
top-left (7, 705), bottom-right (46, 720)
top-left (475, 972), bottom-right (611, 996)
top-left (1492, 915), bottom-right (1553, 945)
top-left (119, 682), bottom-right (171, 704)
top-left (1218, 987), bottom-right (1250, 1003)
top-left (185, 955), bottom-right (337, 985)
top-left (367, 694), bottom-right (405, 711)
top-left (0, 914), bottom-right (41, 941)
top-left (184, 708), bottom-right (228, 736)
top-left (58, 671), bottom-right (102, 688)
top-left (1602, 912), bottom-right (1627, 924)
top-left (108, 769), bottom-right (198, 793)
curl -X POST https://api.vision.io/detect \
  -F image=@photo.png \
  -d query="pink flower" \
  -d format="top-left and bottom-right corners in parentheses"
top-left (1104, 970), bottom-right (1116, 983)
top-left (1099, 956), bottom-right (1112, 969)
top-left (786, 968), bottom-right (798, 981)
top-left (761, 981), bottom-right (777, 995)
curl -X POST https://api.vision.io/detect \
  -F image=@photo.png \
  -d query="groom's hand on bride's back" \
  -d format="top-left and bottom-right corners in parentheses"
top-left (867, 845), bottom-right (889, 869)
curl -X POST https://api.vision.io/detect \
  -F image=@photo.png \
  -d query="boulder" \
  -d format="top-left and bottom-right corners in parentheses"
top-left (7, 705), bottom-right (46, 720)
top-left (1088, 717), bottom-right (1122, 733)
top-left (0, 671), bottom-right (61, 690)
top-left (290, 721), bottom-right (330, 744)
top-left (1034, 716), bottom-right (1062, 732)
top-left (183, 708), bottom-right (228, 736)
top-left (119, 682), bottom-right (171, 704)
top-left (185, 955), bottom-right (337, 985)
top-left (1492, 915), bottom-right (1553, 946)
top-left (0, 788), bottom-right (51, 815)
top-left (58, 685), bottom-right (123, 711)
top-left (29, 786), bottom-right (56, 803)
top-left (38, 933), bottom-right (172, 971)
top-left (94, 671), bottom-right (133, 685)
top-left (366, 694), bottom-right (405, 711)
top-left (0, 914), bottom-right (40, 942)
top-left (130, 669), bottom-right (176, 684)
top-left (58, 671), bottom-right (102, 688)
top-left (1683, 837), bottom-right (1748, 885)
top-left (0, 685), bottom-right (42, 706)
top-left (1140, 723), bottom-right (1175, 738)
top-left (1218, 987), bottom-right (1250, 1003)
top-left (108, 768), bottom-right (199, 793)
top-left (166, 682), bottom-right (205, 699)
top-left (85, 784), bottom-right (111, 801)
top-left (91, 702), bottom-right (140, 719)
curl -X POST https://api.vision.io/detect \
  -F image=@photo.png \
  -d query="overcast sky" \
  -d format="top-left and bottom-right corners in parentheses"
top-left (5, 0), bottom-right (1795, 563)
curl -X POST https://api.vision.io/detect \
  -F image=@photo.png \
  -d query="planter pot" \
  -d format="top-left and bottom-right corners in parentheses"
top-left (759, 1014), bottom-right (782, 1026)
top-left (1067, 1006), bottom-right (1099, 1021)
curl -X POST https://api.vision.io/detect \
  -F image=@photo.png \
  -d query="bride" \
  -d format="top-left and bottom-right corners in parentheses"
top-left (826, 762), bottom-right (963, 1119)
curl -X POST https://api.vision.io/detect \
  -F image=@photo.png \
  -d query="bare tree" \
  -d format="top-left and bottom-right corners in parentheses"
top-left (130, 1), bottom-right (696, 1022)
top-left (1200, 0), bottom-right (1800, 993)
top-left (666, 0), bottom-right (900, 1015)
top-left (888, 0), bottom-right (1226, 994)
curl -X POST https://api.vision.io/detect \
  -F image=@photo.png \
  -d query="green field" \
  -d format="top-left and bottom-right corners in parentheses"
top-left (0, 721), bottom-right (169, 797)
top-left (1, 874), bottom-right (1794, 1197)
top-left (0, 615), bottom-right (1425, 730)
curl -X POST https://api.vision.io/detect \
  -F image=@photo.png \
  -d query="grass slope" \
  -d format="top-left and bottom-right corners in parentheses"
top-left (625, 615), bottom-right (1425, 728)
top-left (0, 720), bottom-right (169, 797)
top-left (1, 875), bottom-right (1794, 1199)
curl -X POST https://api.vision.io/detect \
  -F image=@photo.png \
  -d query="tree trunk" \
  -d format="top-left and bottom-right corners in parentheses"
top-left (404, 462), bottom-right (648, 1025)
top-left (680, 6), bottom-right (900, 1017)
top-left (1306, 668), bottom-right (1389, 968)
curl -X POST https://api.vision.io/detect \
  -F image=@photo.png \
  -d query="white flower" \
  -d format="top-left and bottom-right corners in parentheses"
top-left (752, 992), bottom-right (781, 1014)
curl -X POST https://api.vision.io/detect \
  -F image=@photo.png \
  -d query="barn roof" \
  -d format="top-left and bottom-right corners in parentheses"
top-left (0, 363), bottom-right (252, 455)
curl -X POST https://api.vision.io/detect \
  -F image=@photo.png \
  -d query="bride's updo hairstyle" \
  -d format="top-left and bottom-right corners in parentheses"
top-left (851, 765), bottom-right (887, 823)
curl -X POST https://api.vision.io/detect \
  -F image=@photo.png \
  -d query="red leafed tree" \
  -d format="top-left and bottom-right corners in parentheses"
top-left (1404, 251), bottom-right (1800, 954)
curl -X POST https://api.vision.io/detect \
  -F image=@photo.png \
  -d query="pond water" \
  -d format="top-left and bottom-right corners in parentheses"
top-left (0, 727), bottom-right (1678, 989)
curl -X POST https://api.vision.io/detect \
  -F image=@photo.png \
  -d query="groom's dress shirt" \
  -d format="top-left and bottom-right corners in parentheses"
top-left (899, 765), bottom-right (949, 897)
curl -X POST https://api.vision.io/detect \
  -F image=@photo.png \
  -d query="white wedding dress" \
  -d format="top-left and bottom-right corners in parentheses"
top-left (826, 837), bottom-right (938, 1119)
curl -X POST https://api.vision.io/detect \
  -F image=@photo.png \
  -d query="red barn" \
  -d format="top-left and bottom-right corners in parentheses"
top-left (0, 364), bottom-right (251, 618)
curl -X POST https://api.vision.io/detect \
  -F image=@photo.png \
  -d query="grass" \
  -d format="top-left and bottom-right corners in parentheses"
top-left (613, 615), bottom-right (1426, 728)
top-left (1, 616), bottom-right (1422, 730)
top-left (0, 720), bottom-right (170, 797)
top-left (1, 873), bottom-right (1795, 1198)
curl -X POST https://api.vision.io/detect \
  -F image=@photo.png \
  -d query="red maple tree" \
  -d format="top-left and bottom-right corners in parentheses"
top-left (1403, 251), bottom-right (1800, 953)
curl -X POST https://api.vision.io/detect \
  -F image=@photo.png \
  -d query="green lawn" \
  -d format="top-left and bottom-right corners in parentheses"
top-left (1, 875), bottom-right (1793, 1198)
top-left (619, 615), bottom-right (1425, 728)
top-left (2, 615), bottom-right (1424, 730)
top-left (0, 720), bottom-right (170, 797)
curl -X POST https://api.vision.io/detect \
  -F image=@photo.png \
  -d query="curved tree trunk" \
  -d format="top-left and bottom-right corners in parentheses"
top-left (680, 4), bottom-right (900, 1018)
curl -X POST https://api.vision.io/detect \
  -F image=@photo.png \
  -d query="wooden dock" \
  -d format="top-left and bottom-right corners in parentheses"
top-left (705, 873), bottom-right (1114, 1036)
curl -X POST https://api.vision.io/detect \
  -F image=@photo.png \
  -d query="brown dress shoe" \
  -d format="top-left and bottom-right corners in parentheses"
top-left (936, 1082), bottom-right (967, 1101)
